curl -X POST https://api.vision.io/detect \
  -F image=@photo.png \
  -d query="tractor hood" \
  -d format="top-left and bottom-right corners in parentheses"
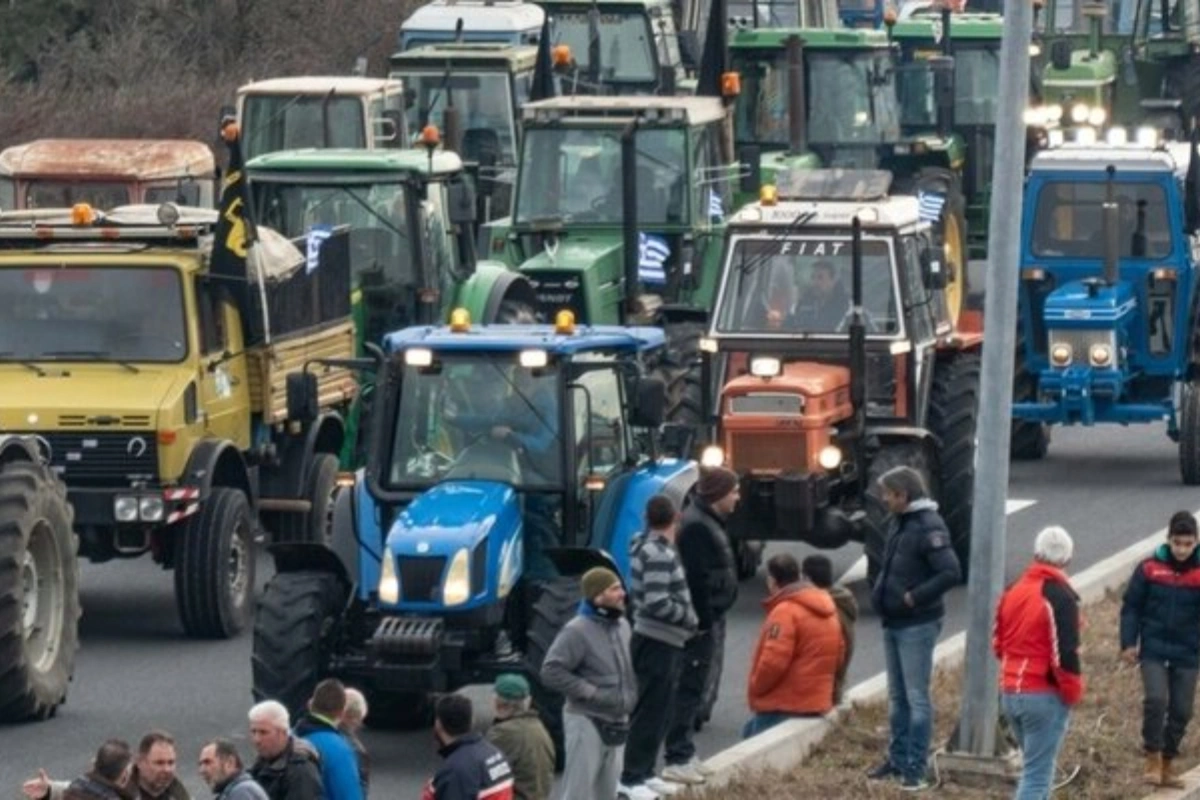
top-left (1043, 278), bottom-right (1136, 326)
top-left (520, 236), bottom-right (623, 320)
top-left (723, 361), bottom-right (851, 399)
top-left (0, 365), bottom-right (193, 430)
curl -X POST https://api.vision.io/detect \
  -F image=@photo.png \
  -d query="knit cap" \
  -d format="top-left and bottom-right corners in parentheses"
top-left (697, 466), bottom-right (738, 503)
top-left (580, 567), bottom-right (621, 601)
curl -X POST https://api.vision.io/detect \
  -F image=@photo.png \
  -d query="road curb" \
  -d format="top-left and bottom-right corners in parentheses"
top-left (698, 516), bottom-right (1175, 790)
top-left (1141, 766), bottom-right (1200, 800)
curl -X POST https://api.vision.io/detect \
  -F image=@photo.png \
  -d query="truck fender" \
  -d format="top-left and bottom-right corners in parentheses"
top-left (0, 436), bottom-right (41, 467)
top-left (183, 439), bottom-right (255, 507)
top-left (481, 269), bottom-right (538, 323)
top-left (260, 413), bottom-right (345, 500)
top-left (866, 426), bottom-right (941, 471)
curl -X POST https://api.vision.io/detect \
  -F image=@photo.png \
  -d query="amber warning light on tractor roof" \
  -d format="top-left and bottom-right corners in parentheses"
top-left (555, 310), bottom-right (576, 335)
top-left (552, 44), bottom-right (572, 67)
top-left (449, 308), bottom-right (470, 332)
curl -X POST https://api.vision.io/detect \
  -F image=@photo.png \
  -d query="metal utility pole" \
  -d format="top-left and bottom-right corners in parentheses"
top-left (952, 0), bottom-right (1033, 761)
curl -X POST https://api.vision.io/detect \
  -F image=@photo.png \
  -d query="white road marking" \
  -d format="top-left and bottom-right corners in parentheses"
top-left (836, 498), bottom-right (1038, 586)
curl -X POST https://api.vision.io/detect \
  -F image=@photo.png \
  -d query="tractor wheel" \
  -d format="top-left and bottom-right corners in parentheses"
top-left (174, 487), bottom-right (255, 639)
top-left (275, 454), bottom-right (340, 546)
top-left (734, 539), bottom-right (763, 581)
top-left (863, 442), bottom-right (932, 587)
top-left (1011, 326), bottom-right (1050, 461)
top-left (1179, 381), bottom-right (1200, 485)
top-left (524, 576), bottom-right (580, 772)
top-left (495, 297), bottom-right (539, 324)
top-left (251, 570), bottom-right (347, 718)
top-left (899, 168), bottom-right (969, 327)
top-left (0, 459), bottom-right (79, 722)
top-left (928, 351), bottom-right (982, 579)
top-left (653, 321), bottom-right (705, 457)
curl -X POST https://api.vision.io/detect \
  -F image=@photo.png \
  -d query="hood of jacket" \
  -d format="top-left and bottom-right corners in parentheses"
top-left (828, 585), bottom-right (859, 621)
top-left (764, 582), bottom-right (836, 618)
top-left (1154, 543), bottom-right (1200, 569)
top-left (904, 497), bottom-right (940, 515)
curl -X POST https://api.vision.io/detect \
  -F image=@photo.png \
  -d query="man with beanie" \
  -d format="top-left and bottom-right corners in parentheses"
top-left (994, 526), bottom-right (1083, 800)
top-left (486, 674), bottom-right (555, 800)
top-left (620, 495), bottom-right (698, 799)
top-left (540, 567), bottom-right (637, 800)
top-left (1121, 511), bottom-right (1200, 789)
top-left (662, 466), bottom-right (741, 786)
top-left (803, 555), bottom-right (858, 704)
top-left (868, 465), bottom-right (960, 791)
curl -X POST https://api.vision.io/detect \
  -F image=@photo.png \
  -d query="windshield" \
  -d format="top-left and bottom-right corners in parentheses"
top-left (0, 177), bottom-right (15, 210)
top-left (241, 95), bottom-right (366, 161)
top-left (1031, 180), bottom-right (1173, 259)
top-left (549, 9), bottom-right (657, 84)
top-left (0, 267), bottom-right (187, 362)
top-left (402, 72), bottom-right (518, 164)
top-left (515, 126), bottom-right (688, 225)
top-left (954, 47), bottom-right (999, 125)
top-left (715, 236), bottom-right (900, 335)
top-left (23, 181), bottom-right (131, 210)
top-left (388, 356), bottom-right (562, 489)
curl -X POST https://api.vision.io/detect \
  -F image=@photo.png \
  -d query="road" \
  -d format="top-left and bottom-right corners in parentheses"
top-left (1, 426), bottom-right (1194, 795)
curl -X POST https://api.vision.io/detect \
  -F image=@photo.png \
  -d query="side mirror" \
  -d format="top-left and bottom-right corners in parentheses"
top-left (922, 249), bottom-right (948, 290)
top-left (1050, 39), bottom-right (1072, 71)
top-left (447, 180), bottom-right (477, 226)
top-left (380, 110), bottom-right (405, 147)
top-left (286, 372), bottom-right (320, 424)
top-left (218, 104), bottom-right (236, 126)
top-left (737, 145), bottom-right (762, 193)
top-left (678, 31), bottom-right (700, 70)
top-left (629, 376), bottom-right (667, 428)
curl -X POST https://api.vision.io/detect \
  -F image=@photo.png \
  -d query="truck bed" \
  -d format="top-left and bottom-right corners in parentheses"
top-left (246, 320), bottom-right (358, 424)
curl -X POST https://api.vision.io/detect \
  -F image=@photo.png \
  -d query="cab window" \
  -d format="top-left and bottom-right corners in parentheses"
top-left (571, 368), bottom-right (627, 478)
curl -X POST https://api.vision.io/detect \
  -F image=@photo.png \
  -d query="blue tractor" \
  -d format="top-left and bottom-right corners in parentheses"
top-left (1011, 132), bottom-right (1200, 481)
top-left (250, 311), bottom-right (697, 748)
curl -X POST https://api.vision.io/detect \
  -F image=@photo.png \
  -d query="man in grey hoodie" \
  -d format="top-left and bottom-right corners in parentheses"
top-left (540, 567), bottom-right (637, 800)
top-left (198, 739), bottom-right (269, 800)
top-left (619, 495), bottom-right (699, 799)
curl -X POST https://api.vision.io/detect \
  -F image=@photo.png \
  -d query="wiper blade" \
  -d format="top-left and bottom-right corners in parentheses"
top-left (0, 352), bottom-right (47, 376)
top-left (737, 211), bottom-right (817, 275)
top-left (41, 350), bottom-right (140, 373)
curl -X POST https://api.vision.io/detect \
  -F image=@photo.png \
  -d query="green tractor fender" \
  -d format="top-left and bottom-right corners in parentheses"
top-left (455, 261), bottom-right (541, 322)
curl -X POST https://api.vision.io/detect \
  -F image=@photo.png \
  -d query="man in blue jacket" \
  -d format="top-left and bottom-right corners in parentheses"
top-left (1121, 511), bottom-right (1200, 789)
top-left (293, 680), bottom-right (363, 800)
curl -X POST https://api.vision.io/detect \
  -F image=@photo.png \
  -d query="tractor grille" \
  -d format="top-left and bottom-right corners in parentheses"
top-left (35, 431), bottom-right (158, 486)
top-left (729, 432), bottom-right (808, 473)
top-left (528, 271), bottom-right (586, 323)
top-left (399, 556), bottom-right (447, 603)
top-left (1046, 329), bottom-right (1117, 367)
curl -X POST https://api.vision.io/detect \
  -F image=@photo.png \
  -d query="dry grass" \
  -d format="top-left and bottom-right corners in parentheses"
top-left (696, 588), bottom-right (1194, 799)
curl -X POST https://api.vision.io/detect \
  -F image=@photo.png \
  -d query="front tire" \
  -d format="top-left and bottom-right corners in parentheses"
top-left (928, 352), bottom-right (982, 579)
top-left (864, 442), bottom-right (932, 587)
top-left (1180, 381), bottom-right (1200, 485)
top-left (1011, 326), bottom-right (1050, 460)
top-left (275, 453), bottom-right (340, 545)
top-left (524, 576), bottom-right (579, 772)
top-left (175, 487), bottom-right (255, 639)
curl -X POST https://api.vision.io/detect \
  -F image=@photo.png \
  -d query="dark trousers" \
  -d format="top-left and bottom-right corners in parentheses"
top-left (1142, 659), bottom-right (1199, 758)
top-left (620, 634), bottom-right (683, 785)
top-left (664, 628), bottom-right (716, 765)
top-left (700, 615), bottom-right (727, 721)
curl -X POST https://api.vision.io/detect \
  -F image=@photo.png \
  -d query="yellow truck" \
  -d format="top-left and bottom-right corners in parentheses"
top-left (0, 202), bottom-right (357, 639)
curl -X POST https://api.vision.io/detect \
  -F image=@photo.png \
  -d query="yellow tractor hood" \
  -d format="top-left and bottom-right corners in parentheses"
top-left (0, 365), bottom-right (192, 430)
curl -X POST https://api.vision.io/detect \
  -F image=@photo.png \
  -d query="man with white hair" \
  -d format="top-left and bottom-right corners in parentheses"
top-left (339, 688), bottom-right (370, 797)
top-left (246, 700), bottom-right (324, 800)
top-left (993, 525), bottom-right (1083, 800)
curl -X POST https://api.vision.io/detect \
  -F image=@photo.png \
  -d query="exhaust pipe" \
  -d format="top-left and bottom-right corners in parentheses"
top-left (1102, 164), bottom-right (1119, 285)
top-left (849, 217), bottom-right (867, 499)
top-left (621, 120), bottom-right (640, 323)
top-left (786, 35), bottom-right (808, 157)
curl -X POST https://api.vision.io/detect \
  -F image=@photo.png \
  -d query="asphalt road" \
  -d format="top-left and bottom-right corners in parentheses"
top-left (2, 425), bottom-right (1196, 796)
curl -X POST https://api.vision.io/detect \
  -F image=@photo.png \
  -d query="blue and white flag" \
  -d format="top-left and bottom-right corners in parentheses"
top-left (917, 190), bottom-right (946, 224)
top-left (709, 191), bottom-right (725, 222)
top-left (306, 224), bottom-right (333, 274)
top-left (638, 232), bottom-right (670, 285)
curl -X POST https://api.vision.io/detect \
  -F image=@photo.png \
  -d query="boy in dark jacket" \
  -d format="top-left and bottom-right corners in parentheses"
top-left (422, 695), bottom-right (514, 800)
top-left (1121, 511), bottom-right (1200, 788)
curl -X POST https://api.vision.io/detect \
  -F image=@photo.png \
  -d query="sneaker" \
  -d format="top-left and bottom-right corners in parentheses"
top-left (899, 775), bottom-right (931, 792)
top-left (661, 763), bottom-right (707, 785)
top-left (687, 756), bottom-right (716, 777)
top-left (644, 778), bottom-right (682, 796)
top-left (866, 761), bottom-right (901, 781)
top-left (618, 784), bottom-right (661, 800)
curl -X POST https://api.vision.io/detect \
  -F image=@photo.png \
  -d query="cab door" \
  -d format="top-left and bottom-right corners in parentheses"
top-left (195, 279), bottom-right (251, 449)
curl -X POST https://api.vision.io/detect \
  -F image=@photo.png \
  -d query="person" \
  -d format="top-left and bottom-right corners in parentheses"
top-left (247, 700), bottom-right (324, 800)
top-left (421, 694), bottom-right (515, 800)
top-left (1120, 511), bottom-right (1200, 789)
top-left (23, 731), bottom-right (190, 800)
top-left (339, 688), bottom-right (371, 797)
top-left (620, 495), bottom-right (699, 799)
top-left (293, 679), bottom-right (364, 800)
top-left (867, 465), bottom-right (961, 791)
top-left (540, 567), bottom-right (637, 800)
top-left (62, 739), bottom-right (135, 800)
top-left (804, 554), bottom-right (858, 704)
top-left (744, 553), bottom-right (845, 737)
top-left (994, 526), bottom-right (1083, 800)
top-left (662, 467), bottom-right (741, 786)
top-left (791, 261), bottom-right (850, 331)
top-left (484, 673), bottom-right (555, 800)
top-left (198, 739), bottom-right (269, 800)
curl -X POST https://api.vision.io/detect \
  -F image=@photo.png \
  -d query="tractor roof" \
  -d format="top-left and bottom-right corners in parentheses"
top-left (389, 42), bottom-right (539, 71)
top-left (401, 0), bottom-right (544, 32)
top-left (728, 27), bottom-right (892, 50)
top-left (237, 76), bottom-right (402, 98)
top-left (1042, 49), bottom-right (1117, 87)
top-left (383, 323), bottom-right (666, 354)
top-left (522, 95), bottom-right (726, 125)
top-left (730, 168), bottom-right (924, 229)
top-left (542, 0), bottom-right (673, 9)
top-left (0, 139), bottom-right (215, 180)
top-left (891, 12), bottom-right (1003, 39)
top-left (245, 148), bottom-right (464, 178)
top-left (1030, 142), bottom-right (1190, 179)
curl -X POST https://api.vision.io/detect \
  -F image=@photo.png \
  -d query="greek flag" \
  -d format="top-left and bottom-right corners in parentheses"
top-left (917, 190), bottom-right (946, 224)
top-left (306, 224), bottom-right (333, 274)
top-left (709, 191), bottom-right (725, 222)
top-left (638, 232), bottom-right (670, 285)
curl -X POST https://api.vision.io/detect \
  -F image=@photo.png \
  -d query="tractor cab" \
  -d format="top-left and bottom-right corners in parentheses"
top-left (398, 0), bottom-right (545, 49)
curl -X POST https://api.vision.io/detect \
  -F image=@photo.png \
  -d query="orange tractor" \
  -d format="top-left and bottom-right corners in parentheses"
top-left (699, 169), bottom-right (982, 581)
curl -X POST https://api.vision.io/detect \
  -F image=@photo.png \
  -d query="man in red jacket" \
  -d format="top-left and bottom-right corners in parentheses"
top-left (993, 526), bottom-right (1083, 800)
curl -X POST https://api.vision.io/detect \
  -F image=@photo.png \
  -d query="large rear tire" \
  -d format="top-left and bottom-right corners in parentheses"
top-left (863, 442), bottom-right (932, 587)
top-left (174, 487), bottom-right (255, 639)
top-left (275, 454), bottom-right (340, 546)
top-left (928, 352), bottom-right (982, 579)
top-left (1011, 326), bottom-right (1050, 460)
top-left (0, 459), bottom-right (79, 722)
top-left (653, 321), bottom-right (705, 458)
top-left (251, 570), bottom-right (346, 718)
top-left (1179, 381), bottom-right (1200, 485)
top-left (524, 576), bottom-right (579, 772)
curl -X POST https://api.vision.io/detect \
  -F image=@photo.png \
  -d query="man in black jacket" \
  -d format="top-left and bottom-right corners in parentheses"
top-left (421, 695), bottom-right (514, 800)
top-left (661, 467), bottom-right (741, 787)
top-left (867, 465), bottom-right (960, 791)
top-left (247, 701), bottom-right (324, 800)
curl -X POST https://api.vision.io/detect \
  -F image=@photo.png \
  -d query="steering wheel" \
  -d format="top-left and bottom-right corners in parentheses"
top-left (836, 306), bottom-right (880, 334)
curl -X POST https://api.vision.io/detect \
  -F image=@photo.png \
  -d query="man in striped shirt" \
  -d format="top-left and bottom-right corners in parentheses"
top-left (618, 495), bottom-right (699, 800)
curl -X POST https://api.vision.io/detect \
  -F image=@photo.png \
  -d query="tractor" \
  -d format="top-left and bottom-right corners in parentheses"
top-left (250, 312), bottom-right (696, 752)
top-left (399, 0), bottom-right (545, 49)
top-left (699, 168), bottom-right (982, 580)
top-left (1010, 129), bottom-right (1200, 481)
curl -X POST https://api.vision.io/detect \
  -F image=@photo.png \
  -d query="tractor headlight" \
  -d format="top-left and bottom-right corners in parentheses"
top-left (442, 548), bottom-right (472, 606)
top-left (379, 553), bottom-right (400, 604)
top-left (699, 336), bottom-right (718, 353)
top-left (139, 496), bottom-right (165, 522)
top-left (700, 445), bottom-right (725, 467)
top-left (1087, 106), bottom-right (1107, 127)
top-left (114, 495), bottom-right (140, 522)
top-left (1046, 104), bottom-right (1064, 122)
top-left (1089, 342), bottom-right (1113, 367)
top-left (818, 445), bottom-right (843, 470)
top-left (750, 356), bottom-right (781, 378)
top-left (1070, 103), bottom-right (1089, 124)
top-left (1050, 342), bottom-right (1073, 367)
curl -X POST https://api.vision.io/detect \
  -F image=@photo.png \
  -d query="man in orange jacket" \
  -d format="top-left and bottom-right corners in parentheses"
top-left (743, 553), bottom-right (845, 738)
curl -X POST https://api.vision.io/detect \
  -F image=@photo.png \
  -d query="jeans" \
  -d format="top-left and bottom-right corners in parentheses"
top-left (1002, 691), bottom-right (1070, 800)
top-left (559, 711), bottom-right (623, 800)
top-left (741, 711), bottom-right (819, 738)
top-left (700, 615), bottom-right (727, 721)
top-left (1142, 659), bottom-right (1199, 758)
top-left (621, 634), bottom-right (683, 785)
top-left (664, 628), bottom-right (716, 765)
top-left (882, 619), bottom-right (941, 780)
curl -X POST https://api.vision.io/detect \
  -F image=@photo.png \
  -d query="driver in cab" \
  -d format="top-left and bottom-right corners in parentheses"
top-left (790, 260), bottom-right (851, 331)
top-left (445, 364), bottom-right (559, 480)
